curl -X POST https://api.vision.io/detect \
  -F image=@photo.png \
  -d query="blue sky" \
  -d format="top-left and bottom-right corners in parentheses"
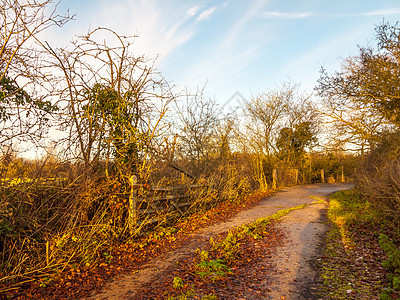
top-left (47, 0), bottom-right (400, 107)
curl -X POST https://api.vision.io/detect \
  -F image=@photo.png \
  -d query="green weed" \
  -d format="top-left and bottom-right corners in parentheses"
top-left (379, 234), bottom-right (400, 293)
top-left (201, 294), bottom-right (218, 300)
top-left (172, 276), bottom-right (184, 290)
top-left (195, 259), bottom-right (231, 282)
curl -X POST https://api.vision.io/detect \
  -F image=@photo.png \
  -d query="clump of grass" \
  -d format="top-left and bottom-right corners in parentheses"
top-left (328, 190), bottom-right (379, 224)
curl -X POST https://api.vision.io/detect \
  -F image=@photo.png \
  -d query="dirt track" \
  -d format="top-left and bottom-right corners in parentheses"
top-left (265, 199), bottom-right (328, 299)
top-left (88, 183), bottom-right (354, 300)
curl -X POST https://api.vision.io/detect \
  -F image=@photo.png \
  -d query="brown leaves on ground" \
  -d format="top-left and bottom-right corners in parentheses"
top-left (313, 222), bottom-right (391, 299)
top-left (133, 221), bottom-right (286, 300)
top-left (1, 191), bottom-right (270, 300)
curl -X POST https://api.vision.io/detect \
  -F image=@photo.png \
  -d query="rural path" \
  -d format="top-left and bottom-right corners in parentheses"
top-left (88, 183), bottom-right (354, 300)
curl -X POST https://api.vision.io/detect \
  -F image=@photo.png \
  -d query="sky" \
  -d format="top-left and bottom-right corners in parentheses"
top-left (45, 0), bottom-right (400, 110)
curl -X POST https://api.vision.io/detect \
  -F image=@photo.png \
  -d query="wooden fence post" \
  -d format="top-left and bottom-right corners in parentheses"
top-left (321, 169), bottom-right (325, 183)
top-left (261, 169), bottom-right (267, 191)
top-left (46, 241), bottom-right (50, 266)
top-left (272, 169), bottom-right (277, 189)
top-left (128, 175), bottom-right (137, 233)
top-left (341, 166), bottom-right (345, 183)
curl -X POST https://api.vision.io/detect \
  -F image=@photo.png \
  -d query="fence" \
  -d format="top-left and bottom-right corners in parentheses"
top-left (126, 175), bottom-right (206, 231)
top-left (126, 166), bottom-right (348, 229)
top-left (271, 167), bottom-right (346, 188)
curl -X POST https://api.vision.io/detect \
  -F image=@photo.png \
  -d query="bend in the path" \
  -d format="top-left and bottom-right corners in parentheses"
top-left (87, 183), bottom-right (354, 300)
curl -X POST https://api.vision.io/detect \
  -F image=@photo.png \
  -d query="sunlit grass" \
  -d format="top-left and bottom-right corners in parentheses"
top-left (327, 190), bottom-right (379, 251)
top-left (0, 177), bottom-right (66, 186)
top-left (318, 189), bottom-right (389, 299)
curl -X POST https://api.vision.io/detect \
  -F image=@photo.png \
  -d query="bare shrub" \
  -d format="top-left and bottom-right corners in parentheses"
top-left (356, 132), bottom-right (400, 224)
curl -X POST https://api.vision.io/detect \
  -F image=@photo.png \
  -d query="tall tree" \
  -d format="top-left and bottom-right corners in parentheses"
top-left (316, 21), bottom-right (400, 152)
top-left (276, 121), bottom-right (317, 166)
top-left (240, 82), bottom-right (319, 187)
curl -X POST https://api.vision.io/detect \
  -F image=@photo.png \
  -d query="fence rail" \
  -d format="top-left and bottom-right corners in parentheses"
top-left (127, 176), bottom-right (206, 230)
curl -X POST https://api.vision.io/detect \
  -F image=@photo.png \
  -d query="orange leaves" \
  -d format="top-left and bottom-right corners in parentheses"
top-left (134, 220), bottom-right (286, 299)
top-left (4, 190), bottom-right (272, 300)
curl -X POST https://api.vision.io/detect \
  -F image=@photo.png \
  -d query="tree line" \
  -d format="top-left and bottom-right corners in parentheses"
top-left (3, 0), bottom-right (390, 184)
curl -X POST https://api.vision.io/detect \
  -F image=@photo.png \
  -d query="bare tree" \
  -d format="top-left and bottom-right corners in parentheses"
top-left (0, 0), bottom-right (72, 144)
top-left (173, 86), bottom-right (219, 174)
top-left (317, 90), bottom-right (387, 154)
top-left (45, 28), bottom-right (173, 176)
top-left (243, 82), bottom-right (318, 157)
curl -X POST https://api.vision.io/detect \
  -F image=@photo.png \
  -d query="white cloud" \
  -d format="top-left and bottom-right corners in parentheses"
top-left (84, 0), bottom-right (198, 64)
top-left (197, 7), bottom-right (217, 21)
top-left (187, 5), bottom-right (201, 17)
top-left (263, 11), bottom-right (313, 19)
top-left (360, 8), bottom-right (400, 16)
top-left (179, 1), bottom-right (271, 96)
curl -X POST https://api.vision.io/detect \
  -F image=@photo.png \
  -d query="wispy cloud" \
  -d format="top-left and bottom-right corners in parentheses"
top-left (225, 0), bottom-right (268, 45)
top-left (180, 0), bottom-right (270, 94)
top-left (263, 11), bottom-right (313, 19)
top-left (86, 1), bottom-right (221, 70)
top-left (360, 8), bottom-right (400, 16)
top-left (197, 7), bottom-right (217, 21)
top-left (85, 0), bottom-right (199, 63)
top-left (187, 5), bottom-right (201, 17)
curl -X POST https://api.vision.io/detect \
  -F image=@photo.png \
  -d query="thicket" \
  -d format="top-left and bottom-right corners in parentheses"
top-left (0, 153), bottom-right (258, 290)
top-left (356, 132), bottom-right (400, 225)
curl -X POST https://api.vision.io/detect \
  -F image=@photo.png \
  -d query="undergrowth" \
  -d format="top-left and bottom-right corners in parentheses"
top-left (1, 175), bottom-right (269, 299)
top-left (379, 234), bottom-right (400, 299)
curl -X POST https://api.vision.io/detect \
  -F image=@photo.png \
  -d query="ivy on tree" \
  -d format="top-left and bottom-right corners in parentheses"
top-left (0, 74), bottom-right (57, 122)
